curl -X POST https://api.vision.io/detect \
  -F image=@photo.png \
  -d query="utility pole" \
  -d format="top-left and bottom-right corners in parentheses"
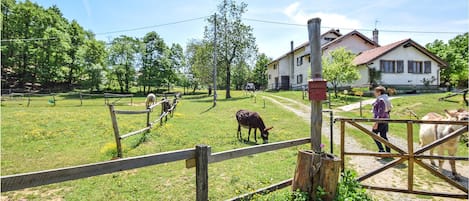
top-left (213, 13), bottom-right (217, 107)
top-left (308, 18), bottom-right (323, 152)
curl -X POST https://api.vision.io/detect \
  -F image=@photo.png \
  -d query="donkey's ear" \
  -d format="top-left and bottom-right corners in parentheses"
top-left (457, 108), bottom-right (466, 112)
top-left (445, 109), bottom-right (457, 118)
top-left (264, 126), bottom-right (273, 131)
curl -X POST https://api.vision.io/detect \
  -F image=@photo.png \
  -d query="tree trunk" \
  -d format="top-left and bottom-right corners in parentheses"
top-left (334, 84), bottom-right (338, 98)
top-left (226, 64), bottom-right (231, 99)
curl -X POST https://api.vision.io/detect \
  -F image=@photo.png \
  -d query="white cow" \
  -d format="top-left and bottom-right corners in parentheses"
top-left (419, 109), bottom-right (468, 180)
top-left (145, 93), bottom-right (156, 108)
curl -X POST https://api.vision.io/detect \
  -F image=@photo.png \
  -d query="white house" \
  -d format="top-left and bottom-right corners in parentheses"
top-left (353, 38), bottom-right (447, 87)
top-left (267, 29), bottom-right (379, 90)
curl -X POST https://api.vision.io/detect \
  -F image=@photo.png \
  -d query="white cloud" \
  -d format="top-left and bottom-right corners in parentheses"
top-left (283, 2), bottom-right (362, 30)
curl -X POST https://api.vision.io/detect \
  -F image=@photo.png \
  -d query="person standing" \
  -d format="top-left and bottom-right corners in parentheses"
top-left (372, 86), bottom-right (393, 153)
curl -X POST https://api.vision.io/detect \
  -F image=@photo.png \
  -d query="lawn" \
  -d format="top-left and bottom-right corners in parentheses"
top-left (1, 90), bottom-right (327, 200)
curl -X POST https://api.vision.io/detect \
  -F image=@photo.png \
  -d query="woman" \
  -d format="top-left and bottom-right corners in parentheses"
top-left (372, 86), bottom-right (393, 153)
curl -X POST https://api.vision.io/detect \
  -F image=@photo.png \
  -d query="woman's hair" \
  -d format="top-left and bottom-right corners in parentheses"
top-left (374, 86), bottom-right (386, 95)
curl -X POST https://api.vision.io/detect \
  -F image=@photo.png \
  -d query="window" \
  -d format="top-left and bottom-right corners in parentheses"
top-left (324, 37), bottom-right (335, 42)
top-left (297, 57), bottom-right (303, 66)
top-left (268, 74), bottom-right (271, 80)
top-left (424, 61), bottom-right (431, 73)
top-left (273, 64), bottom-right (277, 70)
top-left (307, 56), bottom-right (311, 63)
top-left (297, 74), bottom-right (303, 84)
top-left (408, 60), bottom-right (426, 74)
top-left (380, 60), bottom-right (404, 73)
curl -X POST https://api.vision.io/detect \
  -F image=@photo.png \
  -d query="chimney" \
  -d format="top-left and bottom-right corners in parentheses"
top-left (290, 41), bottom-right (294, 52)
top-left (290, 41), bottom-right (294, 83)
top-left (372, 29), bottom-right (379, 44)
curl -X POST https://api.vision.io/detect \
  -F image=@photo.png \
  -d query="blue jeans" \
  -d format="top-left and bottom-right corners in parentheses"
top-left (373, 123), bottom-right (390, 152)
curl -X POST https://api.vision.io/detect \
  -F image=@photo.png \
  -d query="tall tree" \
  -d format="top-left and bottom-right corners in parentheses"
top-left (168, 43), bottom-right (185, 91)
top-left (77, 32), bottom-right (107, 91)
top-left (186, 40), bottom-right (214, 88)
top-left (66, 20), bottom-right (85, 88)
top-left (204, 0), bottom-right (257, 98)
top-left (253, 53), bottom-right (271, 89)
top-left (426, 33), bottom-right (468, 88)
top-left (140, 31), bottom-right (170, 93)
top-left (108, 36), bottom-right (140, 92)
top-left (322, 48), bottom-right (360, 97)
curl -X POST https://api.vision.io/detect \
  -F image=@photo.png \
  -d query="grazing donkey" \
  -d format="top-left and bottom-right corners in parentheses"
top-left (236, 110), bottom-right (273, 144)
top-left (145, 93), bottom-right (156, 108)
top-left (419, 108), bottom-right (468, 180)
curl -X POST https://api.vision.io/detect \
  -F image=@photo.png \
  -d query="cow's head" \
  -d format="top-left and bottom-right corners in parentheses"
top-left (445, 109), bottom-right (469, 121)
top-left (261, 127), bottom-right (273, 144)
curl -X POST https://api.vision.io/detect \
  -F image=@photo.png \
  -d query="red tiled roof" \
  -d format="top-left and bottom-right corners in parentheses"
top-left (353, 38), bottom-right (447, 67)
top-left (353, 39), bottom-right (410, 65)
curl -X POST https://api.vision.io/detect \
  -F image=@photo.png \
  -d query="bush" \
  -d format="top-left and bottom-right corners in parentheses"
top-left (336, 170), bottom-right (373, 201)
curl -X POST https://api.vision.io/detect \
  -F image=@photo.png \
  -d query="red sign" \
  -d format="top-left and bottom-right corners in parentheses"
top-left (308, 80), bottom-right (327, 101)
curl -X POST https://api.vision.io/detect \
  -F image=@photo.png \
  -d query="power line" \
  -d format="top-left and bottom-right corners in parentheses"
top-left (1, 37), bottom-right (57, 42)
top-left (95, 16), bottom-right (209, 35)
top-left (242, 17), bottom-right (466, 35)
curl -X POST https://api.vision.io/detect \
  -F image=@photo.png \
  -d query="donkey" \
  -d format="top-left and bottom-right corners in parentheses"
top-left (419, 108), bottom-right (468, 180)
top-left (145, 93), bottom-right (156, 108)
top-left (236, 110), bottom-right (273, 144)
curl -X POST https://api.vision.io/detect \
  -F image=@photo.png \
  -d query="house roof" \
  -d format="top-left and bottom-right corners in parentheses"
top-left (268, 30), bottom-right (376, 66)
top-left (353, 38), bottom-right (448, 67)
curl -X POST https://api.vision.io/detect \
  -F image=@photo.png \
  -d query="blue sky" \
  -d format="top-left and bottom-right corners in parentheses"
top-left (33, 0), bottom-right (468, 58)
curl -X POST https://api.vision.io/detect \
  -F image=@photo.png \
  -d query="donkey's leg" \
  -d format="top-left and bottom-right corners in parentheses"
top-left (437, 147), bottom-right (444, 172)
top-left (238, 124), bottom-right (242, 141)
top-left (254, 128), bottom-right (258, 143)
top-left (430, 148), bottom-right (436, 166)
top-left (248, 128), bottom-right (252, 142)
top-left (448, 147), bottom-right (460, 181)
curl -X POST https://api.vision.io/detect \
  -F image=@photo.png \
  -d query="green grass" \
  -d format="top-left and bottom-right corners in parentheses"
top-left (1, 90), bottom-right (330, 200)
top-left (265, 90), bottom-right (371, 109)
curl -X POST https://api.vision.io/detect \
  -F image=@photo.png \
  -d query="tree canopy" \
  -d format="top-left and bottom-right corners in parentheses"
top-left (322, 48), bottom-right (360, 97)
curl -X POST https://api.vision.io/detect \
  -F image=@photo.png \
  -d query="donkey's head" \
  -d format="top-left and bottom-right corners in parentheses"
top-left (445, 109), bottom-right (469, 121)
top-left (261, 126), bottom-right (273, 144)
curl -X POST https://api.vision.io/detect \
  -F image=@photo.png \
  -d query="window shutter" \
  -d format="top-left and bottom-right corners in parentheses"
top-left (408, 60), bottom-right (414, 73)
top-left (380, 60), bottom-right (385, 72)
top-left (424, 61), bottom-right (431, 73)
top-left (397, 60), bottom-right (404, 73)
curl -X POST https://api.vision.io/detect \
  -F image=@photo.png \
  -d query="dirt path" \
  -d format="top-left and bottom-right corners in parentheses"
top-left (337, 96), bottom-right (400, 112)
top-left (263, 94), bottom-right (467, 201)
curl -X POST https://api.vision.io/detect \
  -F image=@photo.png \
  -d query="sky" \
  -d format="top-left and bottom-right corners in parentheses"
top-left (32, 0), bottom-right (469, 59)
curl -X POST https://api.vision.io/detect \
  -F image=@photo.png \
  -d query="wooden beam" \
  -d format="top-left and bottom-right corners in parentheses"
top-left (348, 121), bottom-right (406, 154)
top-left (343, 151), bottom-right (403, 158)
top-left (335, 118), bottom-right (468, 125)
top-left (361, 185), bottom-right (467, 199)
top-left (414, 159), bottom-right (468, 193)
top-left (195, 145), bottom-right (210, 201)
top-left (406, 121), bottom-right (414, 192)
top-left (227, 179), bottom-right (292, 201)
top-left (119, 126), bottom-right (151, 139)
top-left (357, 158), bottom-right (406, 182)
top-left (414, 126), bottom-right (468, 155)
top-left (1, 148), bottom-right (195, 192)
top-left (185, 138), bottom-right (311, 168)
top-left (414, 155), bottom-right (469, 161)
top-left (114, 110), bottom-right (150, 115)
top-left (108, 105), bottom-right (123, 158)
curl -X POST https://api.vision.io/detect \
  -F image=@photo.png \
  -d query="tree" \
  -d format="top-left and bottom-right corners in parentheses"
top-left (66, 20), bottom-right (85, 88)
top-left (426, 33), bottom-right (468, 88)
top-left (186, 40), bottom-right (214, 87)
top-left (168, 43), bottom-right (185, 91)
top-left (322, 48), bottom-right (360, 97)
top-left (140, 31), bottom-right (170, 93)
top-left (204, 0), bottom-right (257, 98)
top-left (253, 53), bottom-right (271, 89)
top-left (232, 61), bottom-right (251, 90)
top-left (77, 32), bottom-right (107, 91)
top-left (108, 36), bottom-right (140, 93)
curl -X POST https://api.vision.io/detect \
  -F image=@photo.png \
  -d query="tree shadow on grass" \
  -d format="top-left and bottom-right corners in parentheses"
top-left (192, 96), bottom-right (250, 103)
top-left (200, 105), bottom-right (215, 114)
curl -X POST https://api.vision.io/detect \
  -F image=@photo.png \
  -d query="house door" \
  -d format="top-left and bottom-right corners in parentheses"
top-left (274, 77), bottom-right (279, 89)
top-left (280, 76), bottom-right (290, 90)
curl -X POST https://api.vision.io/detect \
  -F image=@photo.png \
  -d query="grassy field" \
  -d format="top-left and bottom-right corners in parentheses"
top-left (1, 90), bottom-right (333, 200)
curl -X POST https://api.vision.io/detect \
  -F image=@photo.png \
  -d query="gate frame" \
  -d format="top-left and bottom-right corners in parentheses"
top-left (337, 118), bottom-right (468, 199)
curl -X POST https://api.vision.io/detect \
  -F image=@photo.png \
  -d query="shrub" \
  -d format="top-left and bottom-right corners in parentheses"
top-left (335, 170), bottom-right (373, 201)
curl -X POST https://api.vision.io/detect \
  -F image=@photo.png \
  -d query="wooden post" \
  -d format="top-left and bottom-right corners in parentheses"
top-left (340, 121), bottom-right (345, 171)
top-left (146, 107), bottom-right (151, 129)
top-left (359, 95), bottom-right (363, 117)
top-left (52, 95), bottom-right (56, 106)
top-left (263, 99), bottom-right (265, 109)
top-left (195, 145), bottom-right (210, 201)
top-left (308, 18), bottom-right (323, 152)
top-left (80, 93), bottom-right (83, 106)
top-left (407, 121), bottom-right (414, 192)
top-left (130, 96), bottom-right (133, 106)
top-left (212, 13), bottom-right (217, 107)
top-left (292, 151), bottom-right (341, 201)
top-left (329, 111), bottom-right (334, 154)
top-left (160, 100), bottom-right (164, 126)
top-left (108, 104), bottom-right (123, 158)
top-left (27, 94), bottom-right (31, 107)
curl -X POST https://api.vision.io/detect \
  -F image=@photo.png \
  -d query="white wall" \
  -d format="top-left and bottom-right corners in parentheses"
top-left (323, 34), bottom-right (376, 55)
top-left (366, 45), bottom-right (440, 86)
top-left (267, 62), bottom-right (279, 89)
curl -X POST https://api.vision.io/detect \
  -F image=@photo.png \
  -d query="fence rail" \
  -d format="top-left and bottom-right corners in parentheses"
top-left (337, 118), bottom-right (469, 199)
top-left (1, 137), bottom-right (311, 201)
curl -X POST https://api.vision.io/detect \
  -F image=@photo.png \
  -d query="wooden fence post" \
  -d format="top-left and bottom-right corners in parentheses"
top-left (195, 145), bottom-right (210, 201)
top-left (108, 104), bottom-right (123, 158)
top-left (407, 121), bottom-right (414, 192)
top-left (340, 120), bottom-right (345, 171)
top-left (80, 93), bottom-right (83, 106)
top-left (27, 94), bottom-right (31, 107)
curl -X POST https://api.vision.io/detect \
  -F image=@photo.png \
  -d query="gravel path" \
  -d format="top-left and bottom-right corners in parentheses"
top-left (263, 94), bottom-right (468, 201)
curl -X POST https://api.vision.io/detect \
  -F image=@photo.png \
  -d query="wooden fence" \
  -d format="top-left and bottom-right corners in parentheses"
top-left (108, 96), bottom-right (179, 158)
top-left (337, 118), bottom-right (469, 199)
top-left (1, 137), bottom-right (311, 201)
top-left (104, 93), bottom-right (134, 105)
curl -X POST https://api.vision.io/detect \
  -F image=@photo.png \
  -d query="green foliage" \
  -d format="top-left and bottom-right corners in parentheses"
top-left (253, 53), bottom-right (271, 89)
top-left (367, 68), bottom-right (381, 88)
top-left (322, 48), bottom-right (360, 98)
top-left (108, 36), bottom-right (141, 92)
top-left (336, 170), bottom-right (373, 201)
top-left (204, 0), bottom-right (257, 98)
top-left (426, 33), bottom-right (468, 88)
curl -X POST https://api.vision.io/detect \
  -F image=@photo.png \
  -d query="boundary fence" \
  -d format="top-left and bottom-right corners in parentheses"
top-left (108, 95), bottom-right (179, 158)
top-left (1, 137), bottom-right (311, 201)
top-left (337, 118), bottom-right (469, 199)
